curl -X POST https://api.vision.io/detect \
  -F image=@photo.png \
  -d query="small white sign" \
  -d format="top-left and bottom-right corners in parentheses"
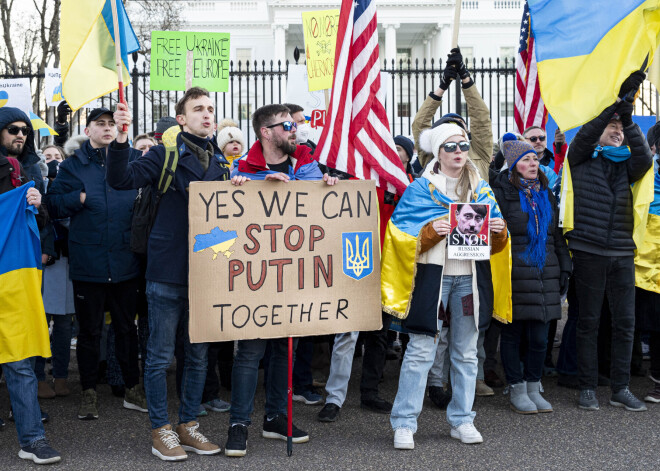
top-left (447, 203), bottom-right (491, 260)
top-left (0, 78), bottom-right (32, 115)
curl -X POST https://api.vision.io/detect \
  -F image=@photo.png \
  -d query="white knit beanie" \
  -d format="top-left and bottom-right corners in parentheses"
top-left (419, 123), bottom-right (469, 160)
top-left (217, 126), bottom-right (246, 156)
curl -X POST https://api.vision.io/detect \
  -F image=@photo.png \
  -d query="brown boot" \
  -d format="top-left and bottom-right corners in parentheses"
top-left (54, 379), bottom-right (70, 397)
top-left (176, 421), bottom-right (221, 455)
top-left (151, 425), bottom-right (187, 461)
top-left (38, 381), bottom-right (55, 399)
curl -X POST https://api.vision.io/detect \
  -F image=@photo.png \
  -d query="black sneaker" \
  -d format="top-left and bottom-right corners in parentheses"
top-left (224, 424), bottom-right (248, 457)
top-left (578, 389), bottom-right (599, 410)
top-left (317, 403), bottom-right (341, 422)
top-left (428, 386), bottom-right (452, 409)
top-left (610, 387), bottom-right (647, 412)
top-left (360, 396), bottom-right (392, 414)
top-left (18, 438), bottom-right (61, 464)
top-left (262, 414), bottom-right (309, 443)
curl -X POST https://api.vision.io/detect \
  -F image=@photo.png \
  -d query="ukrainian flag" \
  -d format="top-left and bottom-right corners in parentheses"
top-left (529, 0), bottom-right (660, 131)
top-left (29, 111), bottom-right (58, 137)
top-left (60, 0), bottom-right (140, 111)
top-left (635, 170), bottom-right (660, 293)
top-left (381, 177), bottom-right (512, 324)
top-left (0, 183), bottom-right (51, 363)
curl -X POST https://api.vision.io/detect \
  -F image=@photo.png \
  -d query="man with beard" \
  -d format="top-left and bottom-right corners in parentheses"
top-left (0, 107), bottom-right (45, 193)
top-left (226, 104), bottom-right (338, 457)
top-left (449, 204), bottom-right (488, 246)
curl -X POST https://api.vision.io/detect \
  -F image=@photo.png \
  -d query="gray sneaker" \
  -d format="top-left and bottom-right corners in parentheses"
top-left (610, 387), bottom-right (647, 412)
top-left (78, 388), bottom-right (99, 420)
top-left (578, 389), bottom-right (599, 411)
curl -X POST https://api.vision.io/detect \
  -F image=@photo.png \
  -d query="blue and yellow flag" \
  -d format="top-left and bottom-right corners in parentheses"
top-left (29, 111), bottom-right (58, 137)
top-left (0, 183), bottom-right (51, 363)
top-left (635, 169), bottom-right (660, 293)
top-left (381, 177), bottom-right (512, 324)
top-left (529, 0), bottom-right (660, 131)
top-left (61, 0), bottom-right (140, 111)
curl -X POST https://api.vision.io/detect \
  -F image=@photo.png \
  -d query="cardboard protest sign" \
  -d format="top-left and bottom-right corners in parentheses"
top-left (447, 203), bottom-right (490, 260)
top-left (188, 180), bottom-right (382, 342)
top-left (150, 31), bottom-right (230, 92)
top-left (0, 78), bottom-right (32, 114)
top-left (302, 9), bottom-right (340, 92)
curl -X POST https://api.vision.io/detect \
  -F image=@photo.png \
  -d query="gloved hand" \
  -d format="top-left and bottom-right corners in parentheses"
top-left (618, 70), bottom-right (645, 99)
top-left (559, 271), bottom-right (570, 296)
top-left (616, 99), bottom-right (634, 127)
top-left (439, 65), bottom-right (458, 91)
top-left (56, 101), bottom-right (71, 123)
top-left (446, 47), bottom-right (470, 80)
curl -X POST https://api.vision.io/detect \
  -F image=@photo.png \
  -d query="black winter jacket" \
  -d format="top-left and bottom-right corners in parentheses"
top-left (492, 171), bottom-right (571, 323)
top-left (566, 102), bottom-right (652, 253)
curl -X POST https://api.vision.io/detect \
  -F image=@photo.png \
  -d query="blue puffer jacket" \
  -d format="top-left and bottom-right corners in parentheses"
top-left (44, 139), bottom-right (141, 283)
top-left (0, 107), bottom-right (44, 193)
top-left (106, 132), bottom-right (230, 286)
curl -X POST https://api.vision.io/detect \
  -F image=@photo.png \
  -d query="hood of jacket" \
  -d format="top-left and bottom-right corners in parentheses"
top-left (0, 106), bottom-right (39, 167)
top-left (64, 135), bottom-right (89, 157)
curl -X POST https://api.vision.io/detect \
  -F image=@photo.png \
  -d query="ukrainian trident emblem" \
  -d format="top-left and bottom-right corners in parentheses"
top-left (342, 232), bottom-right (373, 281)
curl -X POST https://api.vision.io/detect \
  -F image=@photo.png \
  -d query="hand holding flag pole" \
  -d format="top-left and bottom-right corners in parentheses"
top-left (110, 0), bottom-right (128, 133)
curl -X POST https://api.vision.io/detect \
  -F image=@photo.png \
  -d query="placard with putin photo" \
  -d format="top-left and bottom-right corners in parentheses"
top-left (447, 203), bottom-right (490, 260)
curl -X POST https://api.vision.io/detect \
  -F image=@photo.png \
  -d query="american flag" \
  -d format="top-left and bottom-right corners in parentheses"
top-left (315, 0), bottom-right (409, 195)
top-left (514, 1), bottom-right (547, 134)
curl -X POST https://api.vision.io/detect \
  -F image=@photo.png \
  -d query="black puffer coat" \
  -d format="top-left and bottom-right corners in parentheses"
top-left (492, 171), bottom-right (571, 322)
top-left (566, 102), bottom-right (652, 252)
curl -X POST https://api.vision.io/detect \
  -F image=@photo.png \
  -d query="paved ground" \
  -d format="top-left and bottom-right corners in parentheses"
top-left (1, 341), bottom-right (659, 470)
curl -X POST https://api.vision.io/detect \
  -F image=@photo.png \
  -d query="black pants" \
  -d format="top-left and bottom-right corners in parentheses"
top-left (360, 312), bottom-right (392, 400)
top-left (500, 320), bottom-right (549, 384)
top-left (483, 320), bottom-right (502, 372)
top-left (650, 332), bottom-right (660, 379)
top-left (573, 250), bottom-right (635, 392)
top-left (293, 337), bottom-right (315, 391)
top-left (202, 341), bottom-right (234, 403)
top-left (73, 278), bottom-right (140, 391)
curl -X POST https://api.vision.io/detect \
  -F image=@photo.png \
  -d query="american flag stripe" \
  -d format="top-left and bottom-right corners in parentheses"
top-left (315, 0), bottom-right (409, 195)
top-left (515, 1), bottom-right (547, 134)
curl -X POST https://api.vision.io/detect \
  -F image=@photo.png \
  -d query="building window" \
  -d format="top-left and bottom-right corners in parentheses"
top-left (500, 101), bottom-right (514, 117)
top-left (240, 104), bottom-right (252, 121)
top-left (461, 47), bottom-right (474, 66)
top-left (236, 48), bottom-right (252, 67)
top-left (397, 102), bottom-right (410, 118)
top-left (499, 47), bottom-right (515, 66)
top-left (396, 48), bottom-right (412, 66)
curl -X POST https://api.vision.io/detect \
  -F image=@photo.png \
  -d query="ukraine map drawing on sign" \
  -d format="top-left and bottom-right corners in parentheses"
top-left (193, 227), bottom-right (238, 260)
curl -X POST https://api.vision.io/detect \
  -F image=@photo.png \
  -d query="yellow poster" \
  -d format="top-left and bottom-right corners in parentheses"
top-left (302, 9), bottom-right (340, 92)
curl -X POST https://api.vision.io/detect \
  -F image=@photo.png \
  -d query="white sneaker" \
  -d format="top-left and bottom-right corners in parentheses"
top-left (450, 423), bottom-right (483, 444)
top-left (393, 428), bottom-right (414, 450)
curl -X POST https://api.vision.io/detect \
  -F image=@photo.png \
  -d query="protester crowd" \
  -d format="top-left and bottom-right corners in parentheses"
top-left (1, 47), bottom-right (659, 465)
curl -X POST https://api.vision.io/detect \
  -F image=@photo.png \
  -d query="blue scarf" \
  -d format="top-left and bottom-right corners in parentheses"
top-left (515, 177), bottom-right (552, 271)
top-left (592, 145), bottom-right (631, 162)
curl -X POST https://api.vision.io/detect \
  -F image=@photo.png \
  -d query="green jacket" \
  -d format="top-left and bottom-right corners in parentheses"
top-left (412, 84), bottom-right (493, 182)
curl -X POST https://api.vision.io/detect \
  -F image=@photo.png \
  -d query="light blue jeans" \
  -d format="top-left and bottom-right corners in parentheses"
top-left (391, 275), bottom-right (478, 431)
top-left (427, 327), bottom-right (449, 387)
top-left (325, 331), bottom-right (360, 407)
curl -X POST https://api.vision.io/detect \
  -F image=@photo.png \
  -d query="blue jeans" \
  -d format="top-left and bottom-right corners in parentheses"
top-left (230, 338), bottom-right (297, 425)
top-left (34, 314), bottom-right (73, 381)
top-left (3, 359), bottom-right (46, 447)
top-left (144, 281), bottom-right (208, 429)
top-left (391, 275), bottom-right (478, 431)
top-left (325, 332), bottom-right (359, 406)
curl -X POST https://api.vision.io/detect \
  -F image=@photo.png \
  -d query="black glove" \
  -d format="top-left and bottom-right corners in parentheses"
top-left (439, 65), bottom-right (458, 91)
top-left (618, 70), bottom-right (646, 99)
top-left (56, 101), bottom-right (71, 123)
top-left (616, 99), bottom-right (634, 127)
top-left (559, 271), bottom-right (570, 297)
top-left (446, 47), bottom-right (470, 80)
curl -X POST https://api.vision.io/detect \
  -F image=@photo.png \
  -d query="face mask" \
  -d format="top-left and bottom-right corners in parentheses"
top-left (295, 123), bottom-right (311, 144)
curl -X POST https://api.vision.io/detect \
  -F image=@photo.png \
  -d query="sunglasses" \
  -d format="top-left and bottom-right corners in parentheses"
top-left (6, 125), bottom-right (30, 136)
top-left (527, 135), bottom-right (546, 143)
top-left (266, 121), bottom-right (297, 132)
top-left (441, 141), bottom-right (470, 153)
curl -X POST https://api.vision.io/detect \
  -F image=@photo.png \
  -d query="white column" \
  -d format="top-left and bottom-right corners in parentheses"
top-left (272, 24), bottom-right (289, 64)
top-left (439, 23), bottom-right (452, 57)
top-left (384, 23), bottom-right (399, 67)
top-left (423, 39), bottom-right (432, 63)
top-left (431, 26), bottom-right (443, 64)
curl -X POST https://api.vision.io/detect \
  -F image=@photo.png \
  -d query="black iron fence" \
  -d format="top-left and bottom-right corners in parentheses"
top-left (4, 56), bottom-right (658, 148)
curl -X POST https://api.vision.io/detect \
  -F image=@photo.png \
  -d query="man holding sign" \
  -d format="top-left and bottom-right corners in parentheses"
top-left (108, 88), bottom-right (247, 461)
top-left (225, 104), bottom-right (338, 457)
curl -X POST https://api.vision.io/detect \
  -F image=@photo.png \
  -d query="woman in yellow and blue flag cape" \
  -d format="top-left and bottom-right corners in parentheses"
top-left (634, 158), bottom-right (660, 402)
top-left (384, 123), bottom-right (510, 447)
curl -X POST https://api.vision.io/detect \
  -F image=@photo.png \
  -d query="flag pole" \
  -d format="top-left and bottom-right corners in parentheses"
top-left (287, 336), bottom-right (293, 456)
top-left (110, 0), bottom-right (128, 132)
top-left (452, 0), bottom-right (462, 117)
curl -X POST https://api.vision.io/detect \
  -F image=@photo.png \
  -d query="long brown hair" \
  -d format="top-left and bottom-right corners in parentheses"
top-left (509, 164), bottom-right (549, 190)
top-left (435, 158), bottom-right (473, 202)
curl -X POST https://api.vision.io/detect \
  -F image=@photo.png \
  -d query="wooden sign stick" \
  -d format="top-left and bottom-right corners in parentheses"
top-left (452, 0), bottom-right (462, 48)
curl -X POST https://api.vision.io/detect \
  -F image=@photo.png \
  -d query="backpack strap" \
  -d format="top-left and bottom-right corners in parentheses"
top-left (157, 125), bottom-right (180, 195)
top-left (6, 157), bottom-right (23, 188)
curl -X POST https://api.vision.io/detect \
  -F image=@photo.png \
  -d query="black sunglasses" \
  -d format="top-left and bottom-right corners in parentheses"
top-left (441, 141), bottom-right (470, 153)
top-left (6, 125), bottom-right (30, 136)
top-left (528, 135), bottom-right (546, 143)
top-left (266, 121), bottom-right (297, 132)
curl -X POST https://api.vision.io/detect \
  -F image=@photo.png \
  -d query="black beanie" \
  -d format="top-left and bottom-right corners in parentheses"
top-left (393, 135), bottom-right (414, 160)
